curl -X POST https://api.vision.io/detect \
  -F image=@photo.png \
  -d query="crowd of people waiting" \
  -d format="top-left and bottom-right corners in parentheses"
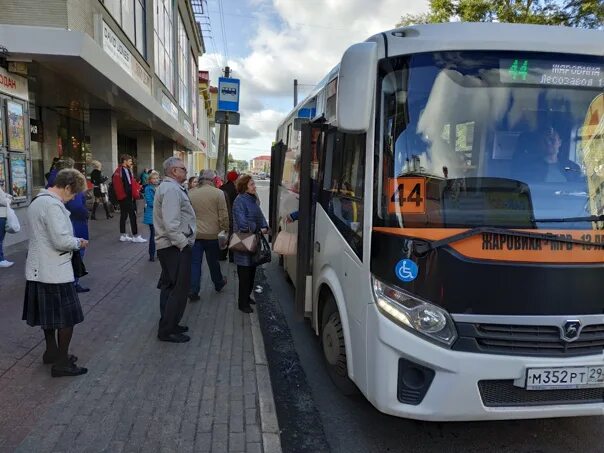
top-left (3, 154), bottom-right (269, 376)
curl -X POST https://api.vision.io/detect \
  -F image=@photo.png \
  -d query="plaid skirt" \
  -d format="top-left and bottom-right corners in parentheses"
top-left (22, 281), bottom-right (84, 329)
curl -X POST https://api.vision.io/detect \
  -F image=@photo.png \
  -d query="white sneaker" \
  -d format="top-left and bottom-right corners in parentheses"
top-left (120, 234), bottom-right (133, 242)
top-left (0, 260), bottom-right (14, 268)
top-left (131, 235), bottom-right (147, 243)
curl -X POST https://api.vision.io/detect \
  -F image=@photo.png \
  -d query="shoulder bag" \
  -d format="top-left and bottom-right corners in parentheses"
top-left (5, 204), bottom-right (21, 234)
top-left (228, 232), bottom-right (258, 253)
top-left (253, 234), bottom-right (272, 266)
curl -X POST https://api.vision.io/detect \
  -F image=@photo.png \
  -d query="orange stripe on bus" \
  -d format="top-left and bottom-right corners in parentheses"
top-left (373, 227), bottom-right (604, 264)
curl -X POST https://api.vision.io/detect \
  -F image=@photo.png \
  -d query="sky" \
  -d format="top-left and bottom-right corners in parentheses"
top-left (199, 0), bottom-right (429, 162)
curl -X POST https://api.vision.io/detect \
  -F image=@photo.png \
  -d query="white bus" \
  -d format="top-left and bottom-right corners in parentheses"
top-left (269, 22), bottom-right (604, 421)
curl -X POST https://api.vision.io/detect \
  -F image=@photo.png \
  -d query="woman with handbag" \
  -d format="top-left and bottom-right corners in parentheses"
top-left (231, 175), bottom-right (269, 314)
top-left (22, 169), bottom-right (89, 377)
top-left (0, 177), bottom-right (14, 268)
top-left (89, 160), bottom-right (113, 220)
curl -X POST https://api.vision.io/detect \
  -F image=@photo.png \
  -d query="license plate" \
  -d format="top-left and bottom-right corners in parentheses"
top-left (525, 366), bottom-right (604, 390)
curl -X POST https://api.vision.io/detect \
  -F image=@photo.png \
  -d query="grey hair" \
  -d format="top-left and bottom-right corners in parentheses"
top-left (56, 157), bottom-right (75, 171)
top-left (162, 157), bottom-right (184, 175)
top-left (198, 169), bottom-right (216, 184)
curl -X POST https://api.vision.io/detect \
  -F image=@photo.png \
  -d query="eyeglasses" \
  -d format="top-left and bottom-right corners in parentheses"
top-left (173, 167), bottom-right (187, 172)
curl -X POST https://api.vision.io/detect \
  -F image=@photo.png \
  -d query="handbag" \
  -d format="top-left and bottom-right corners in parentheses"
top-left (71, 251), bottom-right (88, 278)
top-left (272, 231), bottom-right (297, 256)
top-left (253, 234), bottom-right (272, 266)
top-left (5, 205), bottom-right (21, 234)
top-left (228, 232), bottom-right (259, 253)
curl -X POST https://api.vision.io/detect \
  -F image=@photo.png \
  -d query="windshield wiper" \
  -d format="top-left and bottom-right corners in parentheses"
top-left (532, 215), bottom-right (604, 223)
top-left (413, 226), bottom-right (604, 254)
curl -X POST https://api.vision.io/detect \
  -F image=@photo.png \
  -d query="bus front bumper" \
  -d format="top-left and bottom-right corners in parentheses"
top-left (364, 304), bottom-right (604, 421)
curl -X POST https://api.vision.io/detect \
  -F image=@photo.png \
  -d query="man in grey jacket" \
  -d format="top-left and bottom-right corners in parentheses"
top-left (154, 157), bottom-right (196, 343)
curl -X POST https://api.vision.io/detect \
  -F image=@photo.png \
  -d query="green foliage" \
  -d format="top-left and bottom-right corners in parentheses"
top-left (397, 0), bottom-right (603, 28)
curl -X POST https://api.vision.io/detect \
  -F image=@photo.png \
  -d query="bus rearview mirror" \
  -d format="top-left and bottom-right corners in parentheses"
top-left (336, 42), bottom-right (377, 133)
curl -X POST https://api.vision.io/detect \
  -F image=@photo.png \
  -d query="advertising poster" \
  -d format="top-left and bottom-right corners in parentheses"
top-left (0, 155), bottom-right (6, 184)
top-left (7, 100), bottom-right (25, 151)
top-left (9, 153), bottom-right (27, 200)
top-left (0, 106), bottom-right (3, 145)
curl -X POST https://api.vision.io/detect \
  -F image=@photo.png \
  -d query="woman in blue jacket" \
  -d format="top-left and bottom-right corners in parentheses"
top-left (65, 190), bottom-right (90, 293)
top-left (232, 174), bottom-right (268, 313)
top-left (143, 171), bottom-right (160, 261)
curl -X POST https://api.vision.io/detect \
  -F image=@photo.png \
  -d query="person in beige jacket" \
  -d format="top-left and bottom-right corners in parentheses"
top-left (188, 169), bottom-right (229, 301)
top-left (22, 169), bottom-right (89, 377)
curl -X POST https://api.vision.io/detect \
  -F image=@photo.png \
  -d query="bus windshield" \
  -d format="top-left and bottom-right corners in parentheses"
top-left (376, 51), bottom-right (604, 230)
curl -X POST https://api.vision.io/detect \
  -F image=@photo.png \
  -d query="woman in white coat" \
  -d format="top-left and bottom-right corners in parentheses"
top-left (22, 169), bottom-right (90, 377)
top-left (0, 177), bottom-right (13, 268)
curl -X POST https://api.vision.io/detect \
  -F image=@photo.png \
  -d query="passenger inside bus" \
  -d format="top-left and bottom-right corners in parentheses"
top-left (512, 127), bottom-right (583, 183)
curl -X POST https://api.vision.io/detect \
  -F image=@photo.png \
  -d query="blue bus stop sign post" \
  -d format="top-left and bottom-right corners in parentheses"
top-left (218, 77), bottom-right (240, 112)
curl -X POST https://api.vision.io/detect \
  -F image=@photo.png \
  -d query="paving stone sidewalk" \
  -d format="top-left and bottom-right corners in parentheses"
top-left (0, 214), bottom-right (281, 453)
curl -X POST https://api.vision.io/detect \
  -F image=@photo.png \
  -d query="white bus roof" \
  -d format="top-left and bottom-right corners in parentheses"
top-left (371, 22), bottom-right (603, 59)
top-left (276, 23), bottom-right (603, 133)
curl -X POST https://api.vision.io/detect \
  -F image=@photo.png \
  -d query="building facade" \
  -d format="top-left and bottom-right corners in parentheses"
top-left (0, 0), bottom-right (207, 246)
top-left (250, 155), bottom-right (271, 174)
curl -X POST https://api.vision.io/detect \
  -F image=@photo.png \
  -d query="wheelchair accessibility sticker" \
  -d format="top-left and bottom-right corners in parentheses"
top-left (395, 259), bottom-right (419, 283)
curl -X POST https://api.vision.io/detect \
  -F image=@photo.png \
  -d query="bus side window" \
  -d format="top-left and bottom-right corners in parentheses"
top-left (321, 131), bottom-right (366, 258)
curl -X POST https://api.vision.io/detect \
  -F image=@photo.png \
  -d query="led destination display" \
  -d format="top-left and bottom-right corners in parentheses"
top-left (499, 58), bottom-right (603, 87)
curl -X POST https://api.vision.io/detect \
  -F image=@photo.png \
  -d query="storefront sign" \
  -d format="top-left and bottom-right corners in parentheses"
top-left (9, 153), bottom-right (27, 201)
top-left (132, 58), bottom-right (151, 93)
top-left (30, 119), bottom-right (43, 142)
top-left (0, 66), bottom-right (28, 100)
top-left (183, 119), bottom-right (193, 136)
top-left (101, 21), bottom-right (151, 94)
top-left (161, 93), bottom-right (179, 121)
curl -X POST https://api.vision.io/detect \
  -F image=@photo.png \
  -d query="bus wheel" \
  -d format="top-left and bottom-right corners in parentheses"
top-left (321, 295), bottom-right (358, 395)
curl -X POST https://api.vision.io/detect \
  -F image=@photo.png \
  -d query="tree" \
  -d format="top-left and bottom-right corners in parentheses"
top-left (397, 1), bottom-right (603, 28)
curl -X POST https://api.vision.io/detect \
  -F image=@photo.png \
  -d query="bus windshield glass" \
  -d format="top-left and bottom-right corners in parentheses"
top-left (376, 51), bottom-right (604, 230)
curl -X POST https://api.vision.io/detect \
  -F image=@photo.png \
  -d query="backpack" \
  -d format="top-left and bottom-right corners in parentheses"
top-left (107, 182), bottom-right (118, 205)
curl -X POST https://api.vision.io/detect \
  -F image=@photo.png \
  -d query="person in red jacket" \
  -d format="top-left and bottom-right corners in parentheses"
top-left (112, 154), bottom-right (146, 243)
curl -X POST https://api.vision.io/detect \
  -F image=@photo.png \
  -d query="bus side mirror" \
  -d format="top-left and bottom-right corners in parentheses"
top-left (336, 42), bottom-right (377, 133)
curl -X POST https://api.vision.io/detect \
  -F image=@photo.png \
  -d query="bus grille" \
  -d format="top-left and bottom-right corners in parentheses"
top-left (453, 323), bottom-right (604, 357)
top-left (478, 380), bottom-right (604, 407)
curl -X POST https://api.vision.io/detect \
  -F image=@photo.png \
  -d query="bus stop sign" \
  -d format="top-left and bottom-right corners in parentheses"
top-left (218, 77), bottom-right (240, 112)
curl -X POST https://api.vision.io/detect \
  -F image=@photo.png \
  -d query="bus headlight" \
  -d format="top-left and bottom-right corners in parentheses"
top-left (371, 276), bottom-right (457, 346)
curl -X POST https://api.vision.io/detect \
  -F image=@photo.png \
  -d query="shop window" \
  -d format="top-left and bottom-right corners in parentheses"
top-left (154, 0), bottom-right (174, 93)
top-left (177, 12), bottom-right (190, 114)
top-left (103, 0), bottom-right (147, 58)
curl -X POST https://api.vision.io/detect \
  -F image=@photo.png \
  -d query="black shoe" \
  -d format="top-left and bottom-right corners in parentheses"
top-left (215, 278), bottom-right (227, 292)
top-left (90, 215), bottom-right (96, 221)
top-left (43, 353), bottom-right (77, 365)
top-left (238, 305), bottom-right (253, 314)
top-left (175, 325), bottom-right (189, 333)
top-left (149, 255), bottom-right (155, 262)
top-left (188, 294), bottom-right (200, 302)
top-left (75, 284), bottom-right (90, 293)
top-left (158, 333), bottom-right (190, 343)
top-left (51, 363), bottom-right (88, 377)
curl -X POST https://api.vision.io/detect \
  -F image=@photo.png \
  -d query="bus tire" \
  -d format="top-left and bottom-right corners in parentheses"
top-left (321, 294), bottom-right (358, 395)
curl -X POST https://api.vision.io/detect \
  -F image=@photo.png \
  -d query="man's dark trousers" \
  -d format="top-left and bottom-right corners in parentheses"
top-left (119, 198), bottom-right (138, 235)
top-left (157, 245), bottom-right (192, 337)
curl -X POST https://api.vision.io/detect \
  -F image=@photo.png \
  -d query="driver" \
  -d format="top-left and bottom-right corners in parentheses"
top-left (515, 127), bottom-right (583, 183)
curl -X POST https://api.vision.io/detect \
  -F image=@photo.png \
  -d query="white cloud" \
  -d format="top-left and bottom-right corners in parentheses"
top-left (201, 0), bottom-right (429, 160)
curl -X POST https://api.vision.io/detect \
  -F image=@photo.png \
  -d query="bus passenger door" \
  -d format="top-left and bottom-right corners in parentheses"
top-left (295, 123), bottom-right (326, 318)
top-left (269, 140), bottom-right (286, 238)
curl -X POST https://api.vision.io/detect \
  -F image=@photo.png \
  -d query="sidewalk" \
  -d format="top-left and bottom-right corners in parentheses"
top-left (0, 213), bottom-right (281, 453)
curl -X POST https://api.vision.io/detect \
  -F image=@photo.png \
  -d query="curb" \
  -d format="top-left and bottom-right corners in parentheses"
top-left (251, 311), bottom-right (283, 453)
